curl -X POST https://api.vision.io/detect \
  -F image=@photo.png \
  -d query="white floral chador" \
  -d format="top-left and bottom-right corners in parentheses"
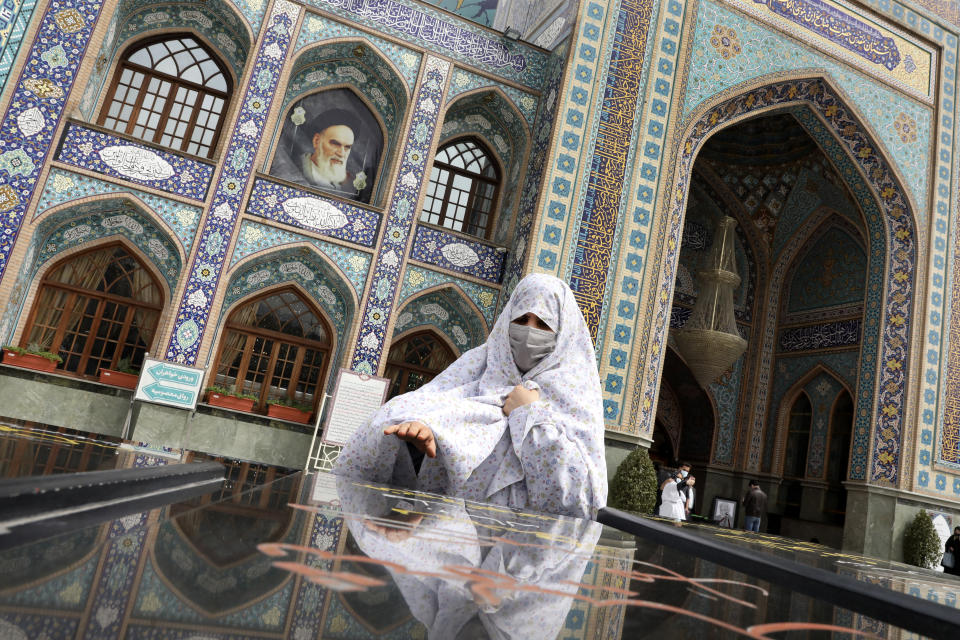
top-left (334, 274), bottom-right (607, 519)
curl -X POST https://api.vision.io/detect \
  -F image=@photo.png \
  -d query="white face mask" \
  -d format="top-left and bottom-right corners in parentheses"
top-left (680, 469), bottom-right (689, 478)
top-left (508, 323), bottom-right (557, 373)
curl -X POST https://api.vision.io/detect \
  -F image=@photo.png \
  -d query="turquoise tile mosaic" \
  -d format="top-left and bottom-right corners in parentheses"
top-left (0, 0), bottom-right (40, 96)
top-left (350, 57), bottom-right (450, 374)
top-left (166, 1), bottom-right (302, 365)
top-left (763, 351), bottom-right (859, 472)
top-left (36, 168), bottom-right (202, 253)
top-left (447, 68), bottom-right (539, 126)
top-left (231, 220), bottom-right (372, 296)
top-left (296, 13), bottom-right (421, 91)
top-left (398, 265), bottom-right (497, 328)
top-left (0, 0), bottom-right (105, 285)
top-left (394, 287), bottom-right (487, 353)
top-left (683, 0), bottom-right (932, 215)
top-left (301, 0), bottom-right (548, 89)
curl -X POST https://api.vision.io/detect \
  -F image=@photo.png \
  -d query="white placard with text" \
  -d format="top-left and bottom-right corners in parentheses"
top-left (321, 369), bottom-right (390, 445)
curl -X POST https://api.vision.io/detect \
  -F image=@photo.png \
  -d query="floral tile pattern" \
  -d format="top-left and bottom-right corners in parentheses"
top-left (683, 0), bottom-right (932, 214)
top-left (231, 220), bottom-right (372, 296)
top-left (55, 123), bottom-right (215, 202)
top-left (0, 0), bottom-right (105, 284)
top-left (35, 168), bottom-right (201, 252)
top-left (296, 13), bottom-right (422, 91)
top-left (244, 177), bottom-right (380, 248)
top-left (350, 56), bottom-right (450, 375)
top-left (398, 264), bottom-right (498, 328)
top-left (395, 287), bottom-right (487, 353)
top-left (447, 68), bottom-right (539, 126)
top-left (502, 47), bottom-right (566, 302)
top-left (709, 358), bottom-right (744, 466)
top-left (304, 0), bottom-right (548, 88)
top-left (165, 0), bottom-right (302, 365)
top-left (32, 202), bottom-right (183, 292)
top-left (409, 226), bottom-right (504, 283)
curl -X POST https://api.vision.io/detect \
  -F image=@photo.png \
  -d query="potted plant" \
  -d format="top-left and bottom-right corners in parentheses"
top-left (205, 385), bottom-right (257, 412)
top-left (98, 357), bottom-right (140, 389)
top-left (267, 397), bottom-right (313, 423)
top-left (1, 343), bottom-right (62, 373)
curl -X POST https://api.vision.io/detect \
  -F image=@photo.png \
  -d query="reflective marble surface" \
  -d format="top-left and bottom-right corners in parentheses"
top-left (0, 459), bottom-right (943, 639)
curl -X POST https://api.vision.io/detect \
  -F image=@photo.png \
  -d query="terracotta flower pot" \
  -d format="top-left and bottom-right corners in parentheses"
top-left (2, 348), bottom-right (58, 373)
top-left (267, 404), bottom-right (312, 424)
top-left (99, 368), bottom-right (139, 389)
top-left (206, 392), bottom-right (255, 412)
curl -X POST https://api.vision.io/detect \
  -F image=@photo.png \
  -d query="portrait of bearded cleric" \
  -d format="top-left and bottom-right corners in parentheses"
top-left (269, 89), bottom-right (383, 204)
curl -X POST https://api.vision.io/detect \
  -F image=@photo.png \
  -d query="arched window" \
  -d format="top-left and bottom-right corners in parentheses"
top-left (22, 244), bottom-right (163, 377)
top-left (783, 392), bottom-right (812, 479)
top-left (213, 289), bottom-right (332, 412)
top-left (420, 138), bottom-right (500, 238)
top-left (99, 35), bottom-right (231, 158)
top-left (384, 331), bottom-right (455, 399)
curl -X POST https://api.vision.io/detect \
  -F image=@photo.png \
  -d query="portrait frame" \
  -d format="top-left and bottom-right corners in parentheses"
top-left (711, 497), bottom-right (738, 529)
top-left (269, 87), bottom-right (385, 204)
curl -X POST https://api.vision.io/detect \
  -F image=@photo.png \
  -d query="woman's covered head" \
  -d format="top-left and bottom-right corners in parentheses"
top-left (486, 274), bottom-right (593, 379)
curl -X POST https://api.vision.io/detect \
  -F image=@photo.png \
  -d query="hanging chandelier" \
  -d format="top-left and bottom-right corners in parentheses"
top-left (675, 216), bottom-right (748, 388)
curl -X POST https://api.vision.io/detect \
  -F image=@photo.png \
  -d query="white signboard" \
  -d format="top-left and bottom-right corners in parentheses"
top-left (311, 471), bottom-right (341, 507)
top-left (321, 369), bottom-right (389, 445)
top-left (134, 358), bottom-right (206, 411)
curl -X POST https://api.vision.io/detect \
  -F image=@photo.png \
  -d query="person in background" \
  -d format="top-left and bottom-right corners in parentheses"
top-left (675, 462), bottom-right (693, 517)
top-left (659, 468), bottom-right (694, 520)
top-left (944, 526), bottom-right (960, 576)
top-left (742, 479), bottom-right (767, 532)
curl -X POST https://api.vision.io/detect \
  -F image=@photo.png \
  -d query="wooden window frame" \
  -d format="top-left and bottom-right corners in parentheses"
top-left (783, 391), bottom-right (813, 480)
top-left (385, 330), bottom-right (455, 399)
top-left (213, 288), bottom-right (334, 414)
top-left (97, 33), bottom-right (232, 159)
top-left (422, 137), bottom-right (501, 239)
top-left (20, 243), bottom-right (163, 379)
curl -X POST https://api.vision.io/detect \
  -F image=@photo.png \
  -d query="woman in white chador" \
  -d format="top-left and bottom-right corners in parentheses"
top-left (334, 274), bottom-right (607, 519)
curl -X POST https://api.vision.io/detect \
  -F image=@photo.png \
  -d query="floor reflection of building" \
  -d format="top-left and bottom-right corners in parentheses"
top-left (0, 453), bottom-right (331, 639)
top-left (0, 422), bottom-right (121, 477)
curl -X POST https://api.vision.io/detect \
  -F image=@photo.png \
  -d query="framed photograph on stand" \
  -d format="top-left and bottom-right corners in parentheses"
top-left (711, 497), bottom-right (738, 529)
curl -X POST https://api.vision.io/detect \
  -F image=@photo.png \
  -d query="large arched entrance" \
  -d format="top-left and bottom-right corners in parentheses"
top-left (640, 77), bottom-right (917, 538)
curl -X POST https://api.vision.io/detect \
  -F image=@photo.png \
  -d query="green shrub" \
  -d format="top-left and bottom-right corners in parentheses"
top-left (903, 510), bottom-right (942, 568)
top-left (205, 385), bottom-right (257, 401)
top-left (269, 396), bottom-right (313, 412)
top-left (608, 446), bottom-right (658, 514)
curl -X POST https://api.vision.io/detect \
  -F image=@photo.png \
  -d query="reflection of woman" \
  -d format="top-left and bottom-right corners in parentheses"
top-left (334, 274), bottom-right (607, 519)
top-left (945, 526), bottom-right (960, 576)
top-left (338, 477), bottom-right (602, 639)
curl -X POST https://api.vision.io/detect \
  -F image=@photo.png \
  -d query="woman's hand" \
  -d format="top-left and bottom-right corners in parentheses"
top-left (503, 384), bottom-right (540, 416)
top-left (364, 511), bottom-right (424, 542)
top-left (384, 421), bottom-right (436, 458)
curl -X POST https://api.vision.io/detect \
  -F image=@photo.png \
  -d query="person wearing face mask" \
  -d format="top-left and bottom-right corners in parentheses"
top-left (334, 274), bottom-right (607, 519)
